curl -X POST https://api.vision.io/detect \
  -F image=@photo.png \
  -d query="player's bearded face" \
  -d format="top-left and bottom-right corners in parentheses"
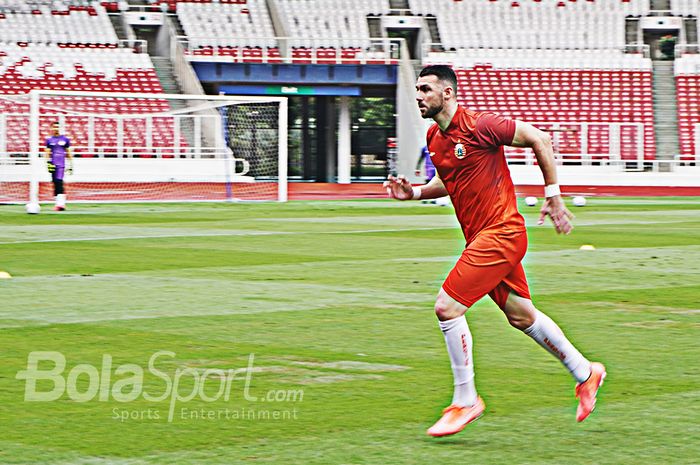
top-left (420, 93), bottom-right (443, 119)
top-left (416, 79), bottom-right (445, 119)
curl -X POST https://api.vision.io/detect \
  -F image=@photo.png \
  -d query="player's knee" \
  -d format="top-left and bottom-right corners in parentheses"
top-left (434, 296), bottom-right (463, 321)
top-left (507, 314), bottom-right (532, 330)
top-left (505, 305), bottom-right (536, 330)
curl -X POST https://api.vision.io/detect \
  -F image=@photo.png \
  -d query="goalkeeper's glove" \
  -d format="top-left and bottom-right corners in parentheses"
top-left (47, 162), bottom-right (56, 174)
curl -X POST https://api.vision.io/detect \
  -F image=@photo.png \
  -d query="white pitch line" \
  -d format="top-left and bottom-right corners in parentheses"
top-left (0, 226), bottom-right (451, 245)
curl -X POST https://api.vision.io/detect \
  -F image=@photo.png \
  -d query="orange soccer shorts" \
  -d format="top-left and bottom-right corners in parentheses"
top-left (442, 229), bottom-right (531, 310)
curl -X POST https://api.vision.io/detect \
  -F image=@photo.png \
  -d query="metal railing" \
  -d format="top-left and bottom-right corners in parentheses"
top-left (179, 36), bottom-right (403, 65)
top-left (675, 44), bottom-right (700, 57)
top-left (117, 38), bottom-right (147, 53)
top-left (386, 8), bottom-right (412, 16)
top-left (505, 121), bottom-right (646, 169)
top-left (0, 112), bottom-right (226, 158)
top-left (647, 9), bottom-right (674, 16)
top-left (0, 147), bottom-right (235, 159)
top-left (422, 44), bottom-right (651, 59)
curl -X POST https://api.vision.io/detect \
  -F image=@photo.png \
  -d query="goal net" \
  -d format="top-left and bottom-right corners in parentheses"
top-left (0, 90), bottom-right (288, 204)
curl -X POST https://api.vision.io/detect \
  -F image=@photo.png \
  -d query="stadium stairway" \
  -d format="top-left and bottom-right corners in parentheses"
top-left (653, 60), bottom-right (680, 161)
top-left (425, 16), bottom-right (443, 52)
top-left (150, 56), bottom-right (195, 147)
top-left (389, 0), bottom-right (409, 9)
top-left (367, 16), bottom-right (383, 39)
top-left (651, 0), bottom-right (671, 10)
top-left (151, 57), bottom-right (182, 96)
top-left (625, 17), bottom-right (640, 45)
top-left (108, 13), bottom-right (129, 41)
top-left (685, 17), bottom-right (698, 44)
top-left (171, 14), bottom-right (186, 38)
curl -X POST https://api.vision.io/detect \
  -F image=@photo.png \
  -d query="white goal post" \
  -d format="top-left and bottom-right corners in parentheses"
top-left (1, 90), bottom-right (288, 204)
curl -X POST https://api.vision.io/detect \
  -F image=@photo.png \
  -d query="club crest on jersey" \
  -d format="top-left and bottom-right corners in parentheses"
top-left (454, 143), bottom-right (465, 159)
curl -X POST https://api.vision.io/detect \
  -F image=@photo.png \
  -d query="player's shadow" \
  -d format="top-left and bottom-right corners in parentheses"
top-left (421, 435), bottom-right (490, 447)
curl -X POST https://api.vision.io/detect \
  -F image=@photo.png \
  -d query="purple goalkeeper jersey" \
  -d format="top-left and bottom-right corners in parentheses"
top-left (420, 145), bottom-right (436, 180)
top-left (46, 135), bottom-right (71, 167)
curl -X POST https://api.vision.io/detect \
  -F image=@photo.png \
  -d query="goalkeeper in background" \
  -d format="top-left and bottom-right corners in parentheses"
top-left (44, 122), bottom-right (73, 211)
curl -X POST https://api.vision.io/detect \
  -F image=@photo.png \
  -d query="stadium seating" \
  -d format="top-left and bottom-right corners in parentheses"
top-left (275, 0), bottom-right (390, 63)
top-left (176, 0), bottom-right (392, 63)
top-left (0, 0), bottom-right (666, 162)
top-left (0, 43), bottom-right (182, 156)
top-left (457, 68), bottom-right (654, 161)
top-left (0, 43), bottom-right (158, 83)
top-left (276, 0), bottom-right (388, 49)
top-left (671, 0), bottom-right (700, 16)
top-left (433, 50), bottom-right (655, 161)
top-left (424, 48), bottom-right (651, 70)
top-left (417, 0), bottom-right (655, 161)
top-left (143, 0), bottom-right (249, 14)
top-left (412, 0), bottom-right (648, 51)
top-left (674, 55), bottom-right (700, 160)
top-left (0, 3), bottom-right (117, 45)
top-left (177, 1), bottom-right (276, 50)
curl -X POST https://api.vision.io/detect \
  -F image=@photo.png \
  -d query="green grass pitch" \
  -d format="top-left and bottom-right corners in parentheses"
top-left (0, 197), bottom-right (699, 464)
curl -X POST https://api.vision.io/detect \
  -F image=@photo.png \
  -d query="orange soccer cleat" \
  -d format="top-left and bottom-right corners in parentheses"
top-left (427, 397), bottom-right (485, 437)
top-left (575, 362), bottom-right (607, 422)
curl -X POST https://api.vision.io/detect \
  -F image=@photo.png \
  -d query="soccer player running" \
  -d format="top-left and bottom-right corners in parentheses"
top-left (384, 65), bottom-right (606, 437)
top-left (44, 122), bottom-right (73, 211)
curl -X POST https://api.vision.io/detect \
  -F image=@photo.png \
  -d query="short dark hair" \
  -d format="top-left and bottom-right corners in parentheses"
top-left (419, 65), bottom-right (458, 91)
top-left (51, 121), bottom-right (60, 126)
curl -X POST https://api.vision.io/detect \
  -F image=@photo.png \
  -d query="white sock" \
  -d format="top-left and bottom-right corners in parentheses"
top-left (439, 316), bottom-right (478, 407)
top-left (56, 194), bottom-right (66, 208)
top-left (524, 310), bottom-right (591, 383)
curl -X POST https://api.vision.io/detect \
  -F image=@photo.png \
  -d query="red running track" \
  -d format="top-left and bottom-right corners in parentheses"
top-left (289, 183), bottom-right (700, 199)
top-left (2, 182), bottom-right (699, 203)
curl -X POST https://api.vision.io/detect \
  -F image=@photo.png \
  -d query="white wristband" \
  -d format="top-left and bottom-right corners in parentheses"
top-left (544, 184), bottom-right (561, 198)
top-left (411, 186), bottom-right (422, 200)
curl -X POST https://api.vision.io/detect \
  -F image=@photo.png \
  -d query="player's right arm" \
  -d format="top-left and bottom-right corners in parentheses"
top-left (44, 144), bottom-right (55, 173)
top-left (511, 120), bottom-right (574, 234)
top-left (383, 173), bottom-right (447, 201)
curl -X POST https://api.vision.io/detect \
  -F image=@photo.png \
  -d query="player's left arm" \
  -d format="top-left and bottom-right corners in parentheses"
top-left (66, 139), bottom-right (74, 174)
top-left (511, 120), bottom-right (574, 235)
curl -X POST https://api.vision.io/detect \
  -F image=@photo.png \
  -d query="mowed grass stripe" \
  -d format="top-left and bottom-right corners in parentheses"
top-left (2, 243), bottom-right (699, 326)
top-left (0, 226), bottom-right (460, 245)
top-left (0, 220), bottom-right (694, 246)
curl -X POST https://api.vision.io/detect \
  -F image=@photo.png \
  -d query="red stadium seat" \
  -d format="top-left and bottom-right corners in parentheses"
top-left (0, 45), bottom-right (183, 157)
top-left (456, 67), bottom-right (655, 160)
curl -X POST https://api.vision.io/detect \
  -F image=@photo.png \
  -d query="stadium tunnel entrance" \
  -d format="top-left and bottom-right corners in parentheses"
top-left (640, 16), bottom-right (682, 60)
top-left (195, 63), bottom-right (397, 183)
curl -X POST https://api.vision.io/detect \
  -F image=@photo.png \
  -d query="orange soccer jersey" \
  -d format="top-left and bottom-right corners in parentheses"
top-left (426, 106), bottom-right (530, 309)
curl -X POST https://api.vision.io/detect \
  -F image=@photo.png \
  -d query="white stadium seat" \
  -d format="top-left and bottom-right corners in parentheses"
top-left (0, 3), bottom-right (117, 45)
top-left (177, 1), bottom-right (277, 49)
top-left (412, 0), bottom-right (648, 51)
